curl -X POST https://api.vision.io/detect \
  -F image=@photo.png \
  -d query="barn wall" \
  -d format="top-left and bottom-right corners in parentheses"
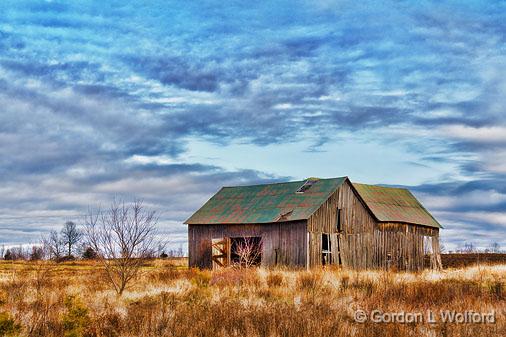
top-left (307, 180), bottom-right (442, 271)
top-left (307, 180), bottom-right (376, 268)
top-left (374, 223), bottom-right (440, 271)
top-left (188, 221), bottom-right (307, 268)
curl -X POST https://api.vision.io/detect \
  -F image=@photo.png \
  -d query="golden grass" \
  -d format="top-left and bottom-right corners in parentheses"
top-left (0, 260), bottom-right (504, 336)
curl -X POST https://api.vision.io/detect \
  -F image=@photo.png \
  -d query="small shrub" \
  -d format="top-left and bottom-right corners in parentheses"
top-left (62, 296), bottom-right (90, 337)
top-left (81, 247), bottom-right (97, 260)
top-left (0, 312), bottom-right (21, 336)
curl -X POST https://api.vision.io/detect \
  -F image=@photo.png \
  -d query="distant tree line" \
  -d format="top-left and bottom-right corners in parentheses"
top-left (0, 221), bottom-right (96, 262)
top-left (1, 201), bottom-right (184, 263)
top-left (444, 242), bottom-right (503, 254)
top-left (0, 199), bottom-right (179, 296)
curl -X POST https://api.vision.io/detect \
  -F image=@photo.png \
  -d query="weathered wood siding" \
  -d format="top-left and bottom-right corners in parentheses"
top-left (307, 180), bottom-right (441, 271)
top-left (307, 179), bottom-right (376, 268)
top-left (374, 223), bottom-right (440, 271)
top-left (188, 221), bottom-right (307, 268)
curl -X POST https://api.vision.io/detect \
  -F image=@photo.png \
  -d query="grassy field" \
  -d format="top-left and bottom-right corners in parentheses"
top-left (0, 259), bottom-right (504, 337)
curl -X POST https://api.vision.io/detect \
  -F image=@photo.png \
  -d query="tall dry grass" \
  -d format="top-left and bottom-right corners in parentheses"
top-left (0, 260), bottom-right (504, 336)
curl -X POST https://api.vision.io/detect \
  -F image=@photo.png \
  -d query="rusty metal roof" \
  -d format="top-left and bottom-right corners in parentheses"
top-left (352, 183), bottom-right (441, 228)
top-left (185, 177), bottom-right (346, 224)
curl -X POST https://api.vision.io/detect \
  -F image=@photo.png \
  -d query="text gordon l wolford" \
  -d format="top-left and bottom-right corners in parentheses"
top-left (353, 309), bottom-right (496, 324)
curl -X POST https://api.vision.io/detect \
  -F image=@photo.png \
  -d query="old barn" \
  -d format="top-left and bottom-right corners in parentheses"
top-left (185, 177), bottom-right (442, 271)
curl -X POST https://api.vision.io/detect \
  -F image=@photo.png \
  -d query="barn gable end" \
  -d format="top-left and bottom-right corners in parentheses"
top-left (307, 179), bottom-right (377, 267)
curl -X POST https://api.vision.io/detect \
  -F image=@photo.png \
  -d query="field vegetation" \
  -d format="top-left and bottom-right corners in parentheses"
top-left (0, 258), bottom-right (504, 337)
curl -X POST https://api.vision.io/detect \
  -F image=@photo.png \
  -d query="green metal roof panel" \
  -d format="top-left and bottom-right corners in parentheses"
top-left (352, 183), bottom-right (441, 228)
top-left (185, 177), bottom-right (346, 224)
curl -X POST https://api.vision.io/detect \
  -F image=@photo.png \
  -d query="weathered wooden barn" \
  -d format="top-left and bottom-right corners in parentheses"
top-left (185, 177), bottom-right (442, 271)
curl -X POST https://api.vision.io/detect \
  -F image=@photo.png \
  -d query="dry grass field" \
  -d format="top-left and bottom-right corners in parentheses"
top-left (0, 259), bottom-right (504, 337)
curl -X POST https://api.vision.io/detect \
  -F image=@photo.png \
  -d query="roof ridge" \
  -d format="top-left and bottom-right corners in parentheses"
top-left (352, 182), bottom-right (410, 191)
top-left (221, 176), bottom-right (347, 189)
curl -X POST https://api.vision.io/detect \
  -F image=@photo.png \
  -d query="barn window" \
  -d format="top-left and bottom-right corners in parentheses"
top-left (336, 208), bottom-right (342, 232)
top-left (322, 233), bottom-right (331, 265)
top-left (296, 179), bottom-right (318, 193)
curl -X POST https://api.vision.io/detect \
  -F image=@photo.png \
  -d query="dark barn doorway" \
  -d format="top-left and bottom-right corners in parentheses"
top-left (230, 237), bottom-right (262, 267)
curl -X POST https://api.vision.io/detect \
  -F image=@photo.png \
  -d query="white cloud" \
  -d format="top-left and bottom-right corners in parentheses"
top-left (440, 125), bottom-right (506, 144)
top-left (420, 190), bottom-right (506, 211)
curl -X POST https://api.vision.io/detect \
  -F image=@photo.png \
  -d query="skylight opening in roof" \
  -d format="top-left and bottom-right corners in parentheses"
top-left (296, 178), bottom-right (318, 193)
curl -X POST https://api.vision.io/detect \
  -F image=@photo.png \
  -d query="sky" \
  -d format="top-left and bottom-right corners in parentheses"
top-left (0, 0), bottom-right (505, 252)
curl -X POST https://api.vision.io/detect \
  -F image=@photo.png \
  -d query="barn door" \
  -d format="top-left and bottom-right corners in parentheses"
top-left (212, 237), bottom-right (230, 269)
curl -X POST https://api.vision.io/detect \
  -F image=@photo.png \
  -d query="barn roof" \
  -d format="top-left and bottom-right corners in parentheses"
top-left (352, 183), bottom-right (441, 228)
top-left (185, 177), bottom-right (347, 224)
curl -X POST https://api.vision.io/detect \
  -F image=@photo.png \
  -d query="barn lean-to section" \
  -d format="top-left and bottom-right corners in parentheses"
top-left (352, 183), bottom-right (442, 270)
top-left (188, 221), bottom-right (307, 269)
top-left (185, 177), bottom-right (442, 271)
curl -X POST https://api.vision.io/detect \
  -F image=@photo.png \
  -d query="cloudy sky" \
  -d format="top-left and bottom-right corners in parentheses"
top-left (1, 0), bottom-right (505, 252)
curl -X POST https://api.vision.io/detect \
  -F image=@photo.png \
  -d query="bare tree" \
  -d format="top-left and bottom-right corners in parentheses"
top-left (43, 230), bottom-right (64, 261)
top-left (61, 221), bottom-right (82, 257)
top-left (4, 249), bottom-right (13, 260)
top-left (234, 237), bottom-right (262, 268)
top-left (490, 242), bottom-right (501, 253)
top-left (30, 245), bottom-right (45, 260)
top-left (85, 200), bottom-right (158, 295)
top-left (463, 242), bottom-right (475, 253)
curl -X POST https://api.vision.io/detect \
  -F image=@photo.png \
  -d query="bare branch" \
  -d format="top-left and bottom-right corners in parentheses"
top-left (234, 237), bottom-right (262, 268)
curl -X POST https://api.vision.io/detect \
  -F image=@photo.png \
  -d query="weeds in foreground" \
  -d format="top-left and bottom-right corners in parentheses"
top-left (0, 261), bottom-right (504, 337)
